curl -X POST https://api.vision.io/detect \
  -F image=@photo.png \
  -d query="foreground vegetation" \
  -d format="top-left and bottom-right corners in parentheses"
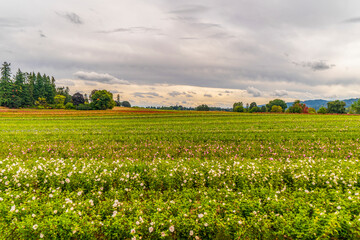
top-left (2, 109), bottom-right (360, 239)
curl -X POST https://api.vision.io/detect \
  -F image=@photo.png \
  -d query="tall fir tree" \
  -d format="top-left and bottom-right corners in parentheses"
top-left (13, 69), bottom-right (26, 108)
top-left (44, 74), bottom-right (55, 104)
top-left (21, 73), bottom-right (32, 107)
top-left (34, 72), bottom-right (45, 102)
top-left (27, 72), bottom-right (36, 105)
top-left (0, 62), bottom-right (13, 107)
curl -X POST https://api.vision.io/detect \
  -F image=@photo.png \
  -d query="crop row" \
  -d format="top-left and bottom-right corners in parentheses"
top-left (2, 157), bottom-right (360, 239)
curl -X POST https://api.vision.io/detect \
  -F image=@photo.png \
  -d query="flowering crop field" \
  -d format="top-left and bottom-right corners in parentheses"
top-left (2, 110), bottom-right (360, 239)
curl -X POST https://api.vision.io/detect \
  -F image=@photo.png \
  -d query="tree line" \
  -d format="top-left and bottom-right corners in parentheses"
top-left (231, 98), bottom-right (360, 114)
top-left (0, 62), bottom-right (131, 110)
top-left (166, 99), bottom-right (359, 113)
top-left (0, 62), bottom-right (56, 108)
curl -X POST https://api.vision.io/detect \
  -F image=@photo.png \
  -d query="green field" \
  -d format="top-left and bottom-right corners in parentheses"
top-left (2, 110), bottom-right (360, 239)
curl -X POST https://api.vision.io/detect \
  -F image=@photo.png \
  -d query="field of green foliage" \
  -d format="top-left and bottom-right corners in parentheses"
top-left (2, 110), bottom-right (360, 239)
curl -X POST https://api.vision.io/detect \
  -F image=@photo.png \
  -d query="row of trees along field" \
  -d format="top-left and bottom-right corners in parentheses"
top-left (0, 62), bottom-right (56, 108)
top-left (232, 98), bottom-right (360, 114)
top-left (0, 62), bottom-right (131, 110)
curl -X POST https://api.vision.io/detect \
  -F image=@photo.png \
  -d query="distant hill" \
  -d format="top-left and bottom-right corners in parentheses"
top-left (286, 98), bottom-right (359, 110)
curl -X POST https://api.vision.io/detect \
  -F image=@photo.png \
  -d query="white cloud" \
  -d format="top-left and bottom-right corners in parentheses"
top-left (73, 71), bottom-right (129, 84)
top-left (246, 86), bottom-right (262, 97)
top-left (273, 90), bottom-right (288, 97)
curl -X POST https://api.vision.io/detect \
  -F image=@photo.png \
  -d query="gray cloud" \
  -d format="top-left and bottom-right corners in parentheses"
top-left (133, 92), bottom-right (162, 98)
top-left (273, 90), bottom-right (288, 97)
top-left (57, 12), bottom-right (83, 24)
top-left (169, 5), bottom-right (208, 14)
top-left (168, 91), bottom-right (195, 98)
top-left (3, 0), bottom-right (360, 106)
top-left (246, 86), bottom-right (262, 97)
top-left (168, 91), bottom-right (182, 97)
top-left (98, 27), bottom-right (160, 34)
top-left (74, 71), bottom-right (129, 84)
top-left (39, 31), bottom-right (46, 38)
top-left (0, 18), bottom-right (21, 28)
top-left (204, 94), bottom-right (212, 97)
top-left (293, 60), bottom-right (335, 71)
top-left (343, 17), bottom-right (360, 23)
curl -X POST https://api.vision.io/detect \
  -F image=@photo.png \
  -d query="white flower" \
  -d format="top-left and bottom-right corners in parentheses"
top-left (32, 214), bottom-right (36, 218)
top-left (112, 211), bottom-right (117, 217)
top-left (65, 178), bottom-right (70, 183)
top-left (337, 206), bottom-right (341, 210)
top-left (161, 232), bottom-right (166, 237)
top-left (10, 205), bottom-right (15, 212)
top-left (89, 199), bottom-right (94, 206)
top-left (190, 230), bottom-right (194, 236)
top-left (33, 224), bottom-right (38, 230)
top-left (77, 191), bottom-right (82, 196)
top-left (204, 223), bottom-right (208, 227)
top-left (40, 233), bottom-right (44, 238)
top-left (130, 229), bottom-right (135, 234)
top-left (113, 200), bottom-right (119, 208)
top-left (149, 227), bottom-right (154, 233)
top-left (238, 220), bottom-right (243, 225)
top-left (54, 210), bottom-right (57, 214)
top-left (198, 213), bottom-right (204, 218)
top-left (169, 225), bottom-right (175, 232)
top-left (49, 194), bottom-right (53, 198)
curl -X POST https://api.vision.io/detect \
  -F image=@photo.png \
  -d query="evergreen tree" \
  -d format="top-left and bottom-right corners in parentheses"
top-left (50, 77), bottom-right (56, 103)
top-left (116, 94), bottom-right (121, 106)
top-left (44, 74), bottom-right (55, 104)
top-left (27, 72), bottom-right (36, 105)
top-left (0, 63), bottom-right (58, 108)
top-left (13, 69), bottom-right (26, 108)
top-left (34, 72), bottom-right (45, 101)
top-left (0, 62), bottom-right (13, 107)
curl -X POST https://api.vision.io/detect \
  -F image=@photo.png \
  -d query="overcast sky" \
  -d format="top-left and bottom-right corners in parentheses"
top-left (1, 0), bottom-right (360, 107)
